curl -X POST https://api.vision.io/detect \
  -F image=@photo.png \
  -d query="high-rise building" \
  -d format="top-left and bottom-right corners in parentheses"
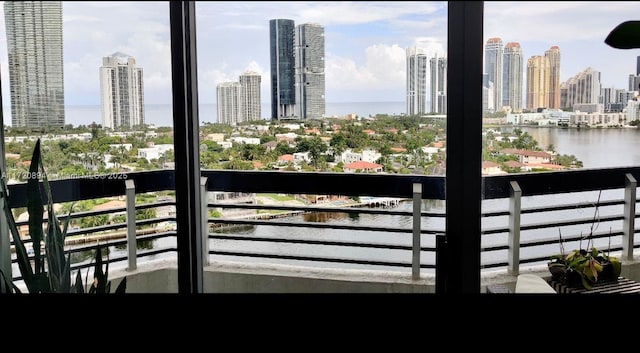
top-left (526, 55), bottom-right (550, 111)
top-left (503, 42), bottom-right (523, 112)
top-left (629, 74), bottom-right (640, 93)
top-left (100, 52), bottom-right (145, 129)
top-left (4, 1), bottom-right (65, 128)
top-left (482, 73), bottom-right (494, 114)
top-left (270, 19), bottom-right (325, 120)
top-left (430, 55), bottom-right (447, 114)
top-left (295, 23), bottom-right (325, 120)
top-left (217, 71), bottom-right (262, 126)
top-left (406, 46), bottom-right (428, 116)
top-left (239, 71), bottom-right (261, 122)
top-left (560, 67), bottom-right (601, 110)
top-left (484, 37), bottom-right (503, 112)
top-left (545, 46), bottom-right (561, 109)
top-left (637, 55), bottom-right (640, 76)
top-left (217, 82), bottom-right (242, 126)
top-left (269, 19), bottom-right (296, 120)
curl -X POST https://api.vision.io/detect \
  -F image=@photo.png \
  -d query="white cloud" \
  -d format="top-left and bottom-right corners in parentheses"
top-left (1, 1), bottom-right (639, 118)
top-left (325, 43), bottom-right (407, 102)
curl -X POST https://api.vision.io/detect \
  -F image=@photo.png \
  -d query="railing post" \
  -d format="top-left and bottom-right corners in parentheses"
top-left (201, 177), bottom-right (209, 266)
top-left (508, 181), bottom-right (522, 275)
top-left (126, 179), bottom-right (137, 271)
top-left (623, 173), bottom-right (636, 261)
top-left (412, 183), bottom-right (422, 280)
top-left (435, 233), bottom-right (447, 293)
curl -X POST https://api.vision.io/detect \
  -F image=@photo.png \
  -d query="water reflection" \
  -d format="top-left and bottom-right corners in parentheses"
top-left (114, 239), bottom-right (155, 251)
top-left (303, 211), bottom-right (349, 223)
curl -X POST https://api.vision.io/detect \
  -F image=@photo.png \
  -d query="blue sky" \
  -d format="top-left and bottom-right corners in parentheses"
top-left (0, 1), bottom-right (639, 110)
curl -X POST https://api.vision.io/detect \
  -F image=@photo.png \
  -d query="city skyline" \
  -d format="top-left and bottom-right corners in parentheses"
top-left (1, 1), bottom-right (639, 124)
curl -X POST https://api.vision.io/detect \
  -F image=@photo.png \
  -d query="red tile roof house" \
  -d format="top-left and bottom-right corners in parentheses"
top-left (500, 148), bottom-right (552, 164)
top-left (343, 161), bottom-right (383, 173)
top-left (277, 154), bottom-right (294, 164)
top-left (481, 161), bottom-right (507, 175)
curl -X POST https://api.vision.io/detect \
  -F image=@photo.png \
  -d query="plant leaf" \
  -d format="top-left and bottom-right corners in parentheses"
top-left (93, 246), bottom-right (107, 294)
top-left (26, 139), bottom-right (44, 276)
top-left (0, 175), bottom-right (35, 292)
top-left (114, 277), bottom-right (127, 294)
top-left (74, 270), bottom-right (84, 294)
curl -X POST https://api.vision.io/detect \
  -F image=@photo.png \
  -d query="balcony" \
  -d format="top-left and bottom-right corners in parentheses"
top-left (3, 167), bottom-right (640, 293)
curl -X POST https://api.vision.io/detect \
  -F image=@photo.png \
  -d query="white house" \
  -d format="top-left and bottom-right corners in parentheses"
top-left (229, 136), bottom-right (260, 145)
top-left (137, 144), bottom-right (174, 162)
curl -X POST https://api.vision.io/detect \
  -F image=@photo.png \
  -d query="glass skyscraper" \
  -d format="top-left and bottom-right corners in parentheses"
top-left (4, 1), bottom-right (65, 128)
top-left (270, 19), bottom-right (325, 120)
top-left (295, 23), bottom-right (325, 120)
top-left (269, 19), bottom-right (296, 120)
top-left (484, 37), bottom-right (503, 112)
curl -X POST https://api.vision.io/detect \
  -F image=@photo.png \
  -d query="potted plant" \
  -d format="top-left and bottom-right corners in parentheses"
top-left (547, 190), bottom-right (622, 290)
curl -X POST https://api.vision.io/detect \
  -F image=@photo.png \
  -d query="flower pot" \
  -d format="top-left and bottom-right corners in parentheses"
top-left (548, 256), bottom-right (621, 290)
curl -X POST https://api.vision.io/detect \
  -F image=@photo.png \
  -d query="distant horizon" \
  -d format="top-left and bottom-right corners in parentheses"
top-left (2, 101), bottom-right (409, 127)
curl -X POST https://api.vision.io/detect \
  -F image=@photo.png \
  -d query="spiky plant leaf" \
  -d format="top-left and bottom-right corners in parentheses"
top-left (40, 154), bottom-right (68, 293)
top-left (26, 139), bottom-right (45, 277)
top-left (0, 176), bottom-right (35, 292)
top-left (73, 270), bottom-right (84, 294)
top-left (93, 247), bottom-right (107, 294)
top-left (0, 269), bottom-right (20, 294)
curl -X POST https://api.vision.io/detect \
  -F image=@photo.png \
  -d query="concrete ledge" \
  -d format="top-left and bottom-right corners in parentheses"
top-left (108, 259), bottom-right (435, 293)
top-left (105, 252), bottom-right (640, 293)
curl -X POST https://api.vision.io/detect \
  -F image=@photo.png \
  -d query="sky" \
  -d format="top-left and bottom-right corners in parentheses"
top-left (0, 1), bottom-right (639, 111)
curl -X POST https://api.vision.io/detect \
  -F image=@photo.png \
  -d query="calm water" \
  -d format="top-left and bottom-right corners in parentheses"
top-left (514, 126), bottom-right (640, 169)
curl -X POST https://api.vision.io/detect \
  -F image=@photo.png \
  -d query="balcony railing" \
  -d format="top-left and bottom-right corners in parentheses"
top-left (3, 167), bottom-right (640, 286)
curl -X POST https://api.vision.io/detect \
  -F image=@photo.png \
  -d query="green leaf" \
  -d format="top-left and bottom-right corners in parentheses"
top-left (93, 247), bottom-right (107, 294)
top-left (581, 275), bottom-right (592, 290)
top-left (73, 270), bottom-right (84, 294)
top-left (610, 258), bottom-right (622, 278)
top-left (26, 139), bottom-right (44, 276)
top-left (0, 175), bottom-right (35, 292)
top-left (0, 269), bottom-right (19, 294)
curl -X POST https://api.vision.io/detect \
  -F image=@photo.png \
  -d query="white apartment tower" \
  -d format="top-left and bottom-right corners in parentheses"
top-left (217, 82), bottom-right (242, 126)
top-left (239, 71), bottom-right (261, 122)
top-left (100, 52), bottom-right (145, 129)
top-left (560, 67), bottom-right (602, 110)
top-left (430, 55), bottom-right (447, 114)
top-left (406, 46), bottom-right (428, 116)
